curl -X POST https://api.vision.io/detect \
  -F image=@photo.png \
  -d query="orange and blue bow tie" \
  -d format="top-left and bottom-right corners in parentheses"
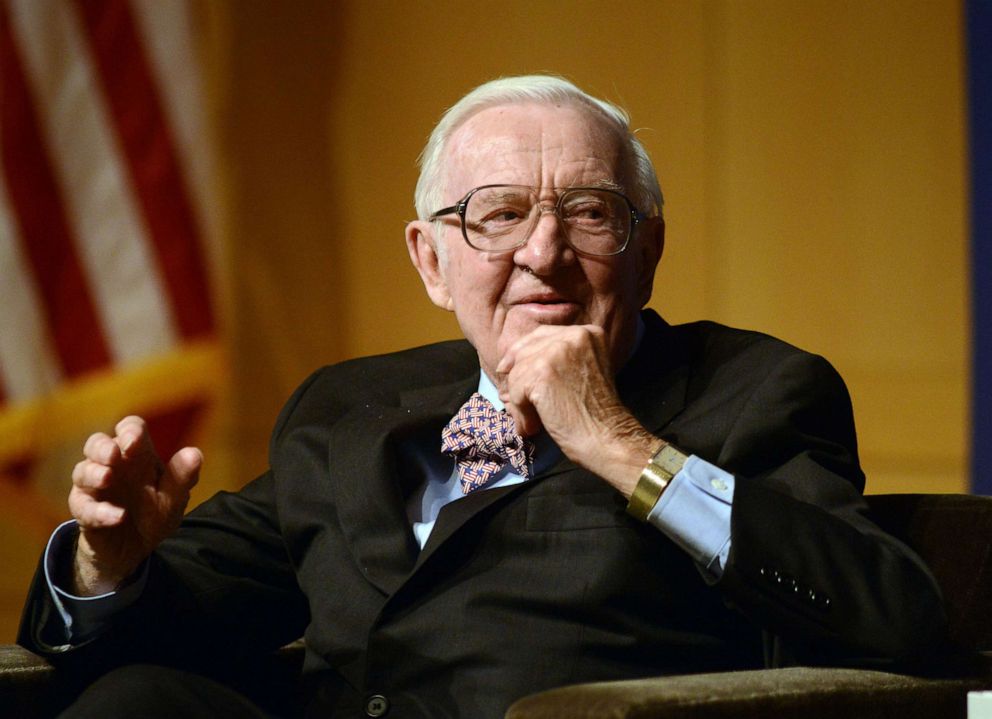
top-left (441, 392), bottom-right (534, 494)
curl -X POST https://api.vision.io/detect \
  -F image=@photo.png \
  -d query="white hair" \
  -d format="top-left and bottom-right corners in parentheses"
top-left (414, 75), bottom-right (664, 227)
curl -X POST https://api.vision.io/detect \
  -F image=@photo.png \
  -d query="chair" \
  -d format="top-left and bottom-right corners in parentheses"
top-left (2, 493), bottom-right (991, 718)
top-left (506, 493), bottom-right (992, 718)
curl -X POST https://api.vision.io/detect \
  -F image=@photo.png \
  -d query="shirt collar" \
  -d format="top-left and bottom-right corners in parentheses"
top-left (478, 369), bottom-right (504, 410)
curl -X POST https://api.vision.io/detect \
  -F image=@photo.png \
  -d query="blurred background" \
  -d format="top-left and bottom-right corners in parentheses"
top-left (1, 0), bottom-right (987, 642)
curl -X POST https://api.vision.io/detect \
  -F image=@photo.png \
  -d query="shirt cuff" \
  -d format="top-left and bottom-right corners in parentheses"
top-left (44, 520), bottom-right (149, 644)
top-left (646, 455), bottom-right (734, 580)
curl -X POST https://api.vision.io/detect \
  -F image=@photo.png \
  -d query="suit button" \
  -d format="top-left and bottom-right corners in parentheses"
top-left (808, 590), bottom-right (832, 611)
top-left (366, 694), bottom-right (389, 717)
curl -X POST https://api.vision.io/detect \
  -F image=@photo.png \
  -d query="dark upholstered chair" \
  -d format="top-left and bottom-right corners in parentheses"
top-left (3, 493), bottom-right (991, 718)
top-left (506, 493), bottom-right (992, 718)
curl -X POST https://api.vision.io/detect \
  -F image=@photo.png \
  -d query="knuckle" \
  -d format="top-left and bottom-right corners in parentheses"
top-left (115, 415), bottom-right (147, 434)
top-left (94, 437), bottom-right (117, 462)
top-left (533, 355), bottom-right (555, 377)
top-left (83, 432), bottom-right (107, 455)
top-left (75, 462), bottom-right (111, 490)
top-left (90, 464), bottom-right (110, 488)
top-left (68, 493), bottom-right (90, 519)
top-left (576, 325), bottom-right (599, 346)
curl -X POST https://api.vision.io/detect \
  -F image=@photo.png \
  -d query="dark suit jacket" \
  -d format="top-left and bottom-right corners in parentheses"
top-left (20, 311), bottom-right (948, 718)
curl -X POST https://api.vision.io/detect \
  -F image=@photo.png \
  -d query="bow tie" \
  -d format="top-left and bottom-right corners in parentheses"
top-left (441, 392), bottom-right (534, 494)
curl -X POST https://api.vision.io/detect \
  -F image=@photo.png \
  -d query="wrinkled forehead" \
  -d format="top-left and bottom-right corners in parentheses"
top-left (441, 100), bottom-right (631, 199)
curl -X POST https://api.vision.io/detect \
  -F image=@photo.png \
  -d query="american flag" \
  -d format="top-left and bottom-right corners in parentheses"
top-left (0, 0), bottom-right (220, 534)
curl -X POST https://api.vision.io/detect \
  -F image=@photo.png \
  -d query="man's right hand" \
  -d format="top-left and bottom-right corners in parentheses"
top-left (68, 416), bottom-right (201, 596)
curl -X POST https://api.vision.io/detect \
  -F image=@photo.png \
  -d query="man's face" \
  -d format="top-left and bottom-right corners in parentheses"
top-left (407, 101), bottom-right (664, 384)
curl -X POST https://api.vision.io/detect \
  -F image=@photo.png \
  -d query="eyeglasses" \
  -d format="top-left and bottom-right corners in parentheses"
top-left (428, 184), bottom-right (646, 256)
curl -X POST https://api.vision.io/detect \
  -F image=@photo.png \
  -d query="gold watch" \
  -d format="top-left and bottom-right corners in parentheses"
top-left (626, 442), bottom-right (689, 521)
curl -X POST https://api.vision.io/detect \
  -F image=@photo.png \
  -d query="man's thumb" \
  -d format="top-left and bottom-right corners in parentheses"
top-left (168, 446), bottom-right (203, 488)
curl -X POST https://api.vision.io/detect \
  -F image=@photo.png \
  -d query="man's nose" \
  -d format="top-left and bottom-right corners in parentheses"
top-left (512, 208), bottom-right (575, 274)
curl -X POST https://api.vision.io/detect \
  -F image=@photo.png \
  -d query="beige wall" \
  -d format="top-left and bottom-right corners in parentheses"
top-left (1, 0), bottom-right (968, 642)
top-left (212, 0), bottom-right (969, 494)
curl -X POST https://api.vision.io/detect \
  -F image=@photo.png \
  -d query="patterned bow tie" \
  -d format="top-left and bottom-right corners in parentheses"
top-left (441, 392), bottom-right (534, 494)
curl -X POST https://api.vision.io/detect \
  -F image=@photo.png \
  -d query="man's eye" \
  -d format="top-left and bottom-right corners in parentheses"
top-left (477, 206), bottom-right (528, 227)
top-left (566, 202), bottom-right (610, 223)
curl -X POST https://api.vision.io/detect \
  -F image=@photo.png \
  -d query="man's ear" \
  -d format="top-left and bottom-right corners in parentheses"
top-left (406, 220), bottom-right (454, 311)
top-left (635, 216), bottom-right (665, 306)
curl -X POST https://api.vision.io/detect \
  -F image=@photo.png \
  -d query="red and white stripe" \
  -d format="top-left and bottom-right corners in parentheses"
top-left (0, 169), bottom-right (62, 402)
top-left (0, 0), bottom-right (215, 407)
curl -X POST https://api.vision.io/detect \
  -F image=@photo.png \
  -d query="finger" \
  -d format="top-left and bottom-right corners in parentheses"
top-left (497, 323), bottom-right (563, 368)
top-left (83, 432), bottom-right (121, 466)
top-left (115, 415), bottom-right (152, 459)
top-left (71, 460), bottom-right (112, 491)
top-left (499, 345), bottom-right (550, 434)
top-left (502, 393), bottom-right (541, 436)
top-left (501, 374), bottom-right (543, 436)
top-left (506, 401), bottom-right (543, 437)
top-left (69, 490), bottom-right (125, 528)
top-left (496, 328), bottom-right (555, 375)
top-left (164, 446), bottom-right (203, 492)
top-left (153, 447), bottom-right (202, 515)
top-left (497, 323), bottom-right (594, 375)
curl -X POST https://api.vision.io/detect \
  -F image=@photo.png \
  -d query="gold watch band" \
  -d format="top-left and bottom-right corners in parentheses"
top-left (626, 443), bottom-right (689, 522)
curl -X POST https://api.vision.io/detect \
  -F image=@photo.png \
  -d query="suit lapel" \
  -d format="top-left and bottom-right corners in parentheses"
top-left (328, 373), bottom-right (477, 595)
top-left (414, 482), bottom-right (524, 571)
top-left (618, 310), bottom-right (691, 435)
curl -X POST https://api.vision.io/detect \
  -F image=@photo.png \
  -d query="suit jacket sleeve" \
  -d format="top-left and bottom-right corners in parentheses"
top-left (17, 377), bottom-right (316, 685)
top-left (704, 350), bottom-right (948, 666)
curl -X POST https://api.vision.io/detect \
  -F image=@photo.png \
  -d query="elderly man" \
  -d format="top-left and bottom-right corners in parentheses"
top-left (20, 76), bottom-right (946, 718)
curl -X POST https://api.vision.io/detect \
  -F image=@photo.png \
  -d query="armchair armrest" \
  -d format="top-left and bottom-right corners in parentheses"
top-left (0, 644), bottom-right (56, 717)
top-left (506, 666), bottom-right (992, 719)
top-left (0, 640), bottom-right (307, 718)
